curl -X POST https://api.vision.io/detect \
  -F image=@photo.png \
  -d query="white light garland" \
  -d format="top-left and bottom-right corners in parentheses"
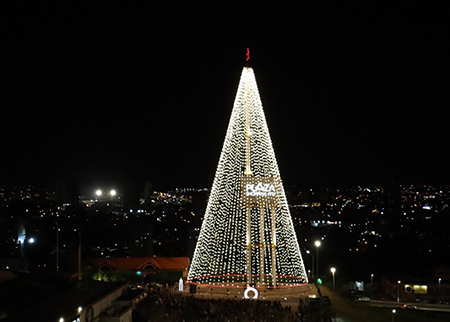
top-left (188, 67), bottom-right (308, 288)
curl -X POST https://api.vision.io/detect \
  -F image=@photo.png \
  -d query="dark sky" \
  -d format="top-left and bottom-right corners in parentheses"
top-left (2, 2), bottom-right (449, 193)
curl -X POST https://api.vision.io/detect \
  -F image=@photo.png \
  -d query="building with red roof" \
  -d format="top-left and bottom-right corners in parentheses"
top-left (93, 257), bottom-right (189, 282)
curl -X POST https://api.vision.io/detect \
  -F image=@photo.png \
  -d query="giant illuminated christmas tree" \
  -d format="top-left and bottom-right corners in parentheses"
top-left (188, 58), bottom-right (308, 290)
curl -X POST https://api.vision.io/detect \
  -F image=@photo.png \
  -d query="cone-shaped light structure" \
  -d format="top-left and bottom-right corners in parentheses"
top-left (188, 66), bottom-right (308, 288)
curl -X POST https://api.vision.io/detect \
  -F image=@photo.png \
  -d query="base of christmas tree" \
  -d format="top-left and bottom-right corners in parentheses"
top-left (187, 281), bottom-right (311, 300)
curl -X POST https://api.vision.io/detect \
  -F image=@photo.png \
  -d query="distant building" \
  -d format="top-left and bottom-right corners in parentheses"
top-left (382, 276), bottom-right (450, 302)
top-left (55, 178), bottom-right (79, 205)
top-left (143, 181), bottom-right (153, 201)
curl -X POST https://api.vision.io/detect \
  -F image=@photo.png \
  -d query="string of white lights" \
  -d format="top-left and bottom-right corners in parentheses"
top-left (188, 67), bottom-right (308, 287)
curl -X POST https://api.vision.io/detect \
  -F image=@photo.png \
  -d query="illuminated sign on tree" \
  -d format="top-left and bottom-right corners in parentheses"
top-left (242, 177), bottom-right (278, 201)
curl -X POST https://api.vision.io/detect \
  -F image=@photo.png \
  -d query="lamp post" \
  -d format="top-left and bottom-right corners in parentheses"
top-left (315, 241), bottom-right (321, 279)
top-left (331, 267), bottom-right (336, 297)
top-left (392, 309), bottom-right (396, 322)
top-left (56, 221), bottom-right (59, 273)
top-left (306, 250), bottom-right (314, 279)
top-left (439, 278), bottom-right (442, 303)
top-left (110, 189), bottom-right (116, 201)
top-left (397, 280), bottom-right (401, 303)
top-left (370, 274), bottom-right (374, 299)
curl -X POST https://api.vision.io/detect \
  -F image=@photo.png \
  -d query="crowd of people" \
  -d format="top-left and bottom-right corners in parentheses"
top-left (133, 283), bottom-right (334, 322)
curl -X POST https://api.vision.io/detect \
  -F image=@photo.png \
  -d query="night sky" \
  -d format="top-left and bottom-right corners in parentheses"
top-left (2, 2), bottom-right (448, 193)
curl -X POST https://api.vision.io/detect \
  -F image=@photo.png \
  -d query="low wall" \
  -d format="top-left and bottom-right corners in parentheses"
top-left (190, 283), bottom-right (311, 300)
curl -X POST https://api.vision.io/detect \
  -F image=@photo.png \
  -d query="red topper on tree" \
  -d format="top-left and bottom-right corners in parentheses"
top-left (246, 48), bottom-right (250, 61)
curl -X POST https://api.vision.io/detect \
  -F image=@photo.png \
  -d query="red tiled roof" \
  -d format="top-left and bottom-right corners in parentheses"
top-left (152, 257), bottom-right (189, 270)
top-left (94, 257), bottom-right (189, 271)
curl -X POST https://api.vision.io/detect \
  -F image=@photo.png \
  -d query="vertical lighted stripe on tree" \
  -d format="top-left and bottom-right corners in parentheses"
top-left (188, 66), bottom-right (308, 288)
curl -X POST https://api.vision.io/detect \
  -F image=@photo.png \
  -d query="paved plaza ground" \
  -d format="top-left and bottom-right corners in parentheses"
top-left (316, 284), bottom-right (450, 322)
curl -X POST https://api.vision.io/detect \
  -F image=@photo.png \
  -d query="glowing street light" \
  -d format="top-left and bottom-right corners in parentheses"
top-left (315, 241), bottom-right (321, 279)
top-left (28, 237), bottom-right (35, 244)
top-left (306, 250), bottom-right (314, 279)
top-left (110, 189), bottom-right (116, 196)
top-left (392, 309), bottom-right (396, 322)
top-left (95, 189), bottom-right (102, 197)
top-left (371, 274), bottom-right (374, 299)
top-left (439, 278), bottom-right (442, 303)
top-left (330, 267), bottom-right (336, 295)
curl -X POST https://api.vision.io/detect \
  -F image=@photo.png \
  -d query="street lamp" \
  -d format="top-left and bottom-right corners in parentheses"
top-left (24, 237), bottom-right (35, 271)
top-left (370, 274), bottom-right (374, 299)
top-left (439, 278), bottom-right (442, 303)
top-left (56, 221), bottom-right (60, 272)
top-left (305, 250), bottom-right (314, 279)
top-left (392, 309), bottom-right (396, 322)
top-left (397, 280), bottom-right (401, 303)
top-left (330, 267), bottom-right (336, 296)
top-left (110, 189), bottom-right (117, 201)
top-left (95, 189), bottom-right (102, 197)
top-left (315, 241), bottom-right (321, 279)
